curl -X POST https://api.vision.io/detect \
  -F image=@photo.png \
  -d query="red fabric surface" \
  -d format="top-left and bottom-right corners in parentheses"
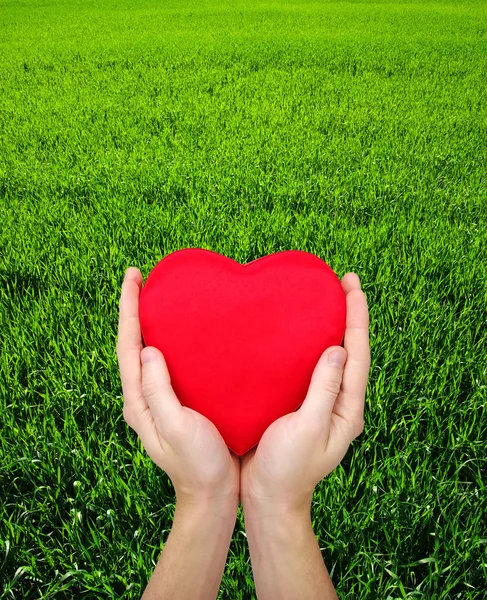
top-left (139, 248), bottom-right (346, 456)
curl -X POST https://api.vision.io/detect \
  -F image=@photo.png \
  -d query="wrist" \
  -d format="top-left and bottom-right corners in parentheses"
top-left (242, 496), bottom-right (313, 553)
top-left (176, 490), bottom-right (239, 523)
top-left (243, 502), bottom-right (312, 534)
top-left (242, 503), bottom-right (315, 569)
top-left (151, 491), bottom-right (237, 600)
top-left (241, 491), bottom-right (313, 523)
top-left (242, 501), bottom-right (338, 600)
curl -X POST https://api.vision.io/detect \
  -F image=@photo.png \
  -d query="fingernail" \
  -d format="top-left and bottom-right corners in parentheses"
top-left (328, 350), bottom-right (345, 368)
top-left (142, 349), bottom-right (157, 364)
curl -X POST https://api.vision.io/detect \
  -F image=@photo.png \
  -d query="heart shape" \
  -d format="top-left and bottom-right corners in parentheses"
top-left (139, 248), bottom-right (346, 456)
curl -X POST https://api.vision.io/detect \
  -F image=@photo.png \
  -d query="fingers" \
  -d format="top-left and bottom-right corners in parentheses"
top-left (298, 272), bottom-right (370, 439)
top-left (140, 346), bottom-right (184, 437)
top-left (341, 272), bottom-right (362, 295)
top-left (332, 273), bottom-right (371, 427)
top-left (298, 345), bottom-right (347, 426)
top-left (116, 268), bottom-right (147, 423)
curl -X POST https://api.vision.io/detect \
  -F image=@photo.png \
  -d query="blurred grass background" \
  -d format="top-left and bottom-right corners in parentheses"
top-left (1, 0), bottom-right (486, 597)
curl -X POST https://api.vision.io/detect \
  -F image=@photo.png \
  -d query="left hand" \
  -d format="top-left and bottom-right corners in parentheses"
top-left (116, 267), bottom-right (240, 508)
top-left (239, 272), bottom-right (370, 517)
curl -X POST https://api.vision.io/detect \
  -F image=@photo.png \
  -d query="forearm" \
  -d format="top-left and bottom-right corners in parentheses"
top-left (142, 495), bottom-right (238, 600)
top-left (243, 503), bottom-right (338, 600)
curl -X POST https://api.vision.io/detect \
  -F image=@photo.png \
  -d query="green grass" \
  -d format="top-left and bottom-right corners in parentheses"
top-left (1, 0), bottom-right (486, 597)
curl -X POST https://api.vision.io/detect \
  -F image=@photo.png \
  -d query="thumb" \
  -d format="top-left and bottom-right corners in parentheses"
top-left (141, 347), bottom-right (183, 428)
top-left (298, 346), bottom-right (347, 425)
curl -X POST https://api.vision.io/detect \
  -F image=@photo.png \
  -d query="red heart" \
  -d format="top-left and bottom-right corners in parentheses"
top-left (139, 248), bottom-right (346, 456)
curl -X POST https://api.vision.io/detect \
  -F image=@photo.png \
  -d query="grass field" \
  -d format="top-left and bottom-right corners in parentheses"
top-left (1, 0), bottom-right (487, 597)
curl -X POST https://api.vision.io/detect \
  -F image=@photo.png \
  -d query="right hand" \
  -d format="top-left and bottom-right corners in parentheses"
top-left (240, 272), bottom-right (371, 518)
top-left (116, 267), bottom-right (240, 511)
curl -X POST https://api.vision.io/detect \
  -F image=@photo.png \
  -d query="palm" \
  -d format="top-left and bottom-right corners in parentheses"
top-left (240, 411), bottom-right (320, 507)
top-left (175, 406), bottom-right (241, 495)
top-left (239, 273), bottom-right (369, 511)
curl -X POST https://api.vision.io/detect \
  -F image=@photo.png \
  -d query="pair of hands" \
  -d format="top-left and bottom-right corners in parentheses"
top-left (116, 267), bottom-right (370, 514)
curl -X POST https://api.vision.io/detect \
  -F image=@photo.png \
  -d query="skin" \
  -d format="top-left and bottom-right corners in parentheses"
top-left (116, 266), bottom-right (370, 599)
top-left (240, 271), bottom-right (370, 515)
top-left (239, 272), bottom-right (370, 599)
top-left (116, 267), bottom-right (240, 506)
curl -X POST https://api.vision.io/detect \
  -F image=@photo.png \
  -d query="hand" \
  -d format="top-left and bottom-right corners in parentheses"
top-left (116, 267), bottom-right (240, 509)
top-left (240, 272), bottom-right (371, 516)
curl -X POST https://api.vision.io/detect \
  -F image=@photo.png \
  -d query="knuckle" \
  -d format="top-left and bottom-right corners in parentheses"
top-left (322, 378), bottom-right (342, 395)
top-left (141, 379), bottom-right (158, 399)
